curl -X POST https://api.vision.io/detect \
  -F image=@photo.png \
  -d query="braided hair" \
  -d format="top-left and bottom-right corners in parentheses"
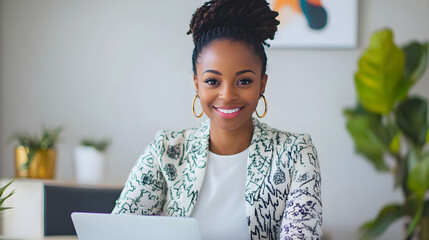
top-left (187, 0), bottom-right (280, 77)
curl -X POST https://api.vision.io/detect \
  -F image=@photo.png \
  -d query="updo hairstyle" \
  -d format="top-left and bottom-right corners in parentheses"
top-left (187, 0), bottom-right (280, 77)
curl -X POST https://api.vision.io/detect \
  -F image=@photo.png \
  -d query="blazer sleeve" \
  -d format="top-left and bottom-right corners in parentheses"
top-left (111, 131), bottom-right (166, 215)
top-left (280, 134), bottom-right (322, 240)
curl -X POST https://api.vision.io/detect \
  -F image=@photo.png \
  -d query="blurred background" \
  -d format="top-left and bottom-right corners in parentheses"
top-left (0, 0), bottom-right (428, 239)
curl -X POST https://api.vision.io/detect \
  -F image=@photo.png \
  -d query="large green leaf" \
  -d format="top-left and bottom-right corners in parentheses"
top-left (408, 154), bottom-right (429, 198)
top-left (394, 42), bottom-right (429, 101)
top-left (355, 28), bottom-right (405, 114)
top-left (403, 42), bottom-right (429, 83)
top-left (345, 107), bottom-right (389, 171)
top-left (360, 204), bottom-right (403, 239)
top-left (395, 97), bottom-right (428, 147)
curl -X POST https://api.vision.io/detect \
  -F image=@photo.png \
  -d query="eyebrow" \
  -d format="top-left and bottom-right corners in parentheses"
top-left (236, 69), bottom-right (255, 75)
top-left (203, 69), bottom-right (222, 75)
top-left (202, 69), bottom-right (255, 76)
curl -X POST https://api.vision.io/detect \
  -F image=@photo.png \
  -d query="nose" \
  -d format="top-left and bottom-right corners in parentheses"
top-left (219, 84), bottom-right (238, 102)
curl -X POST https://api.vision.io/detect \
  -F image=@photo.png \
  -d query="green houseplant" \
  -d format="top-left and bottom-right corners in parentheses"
top-left (344, 28), bottom-right (429, 239)
top-left (0, 180), bottom-right (14, 214)
top-left (80, 138), bottom-right (111, 152)
top-left (9, 126), bottom-right (63, 179)
top-left (74, 138), bottom-right (111, 184)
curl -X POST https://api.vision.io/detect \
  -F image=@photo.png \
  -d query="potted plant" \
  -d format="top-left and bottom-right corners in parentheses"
top-left (74, 138), bottom-right (111, 184)
top-left (344, 28), bottom-right (428, 239)
top-left (9, 126), bottom-right (63, 179)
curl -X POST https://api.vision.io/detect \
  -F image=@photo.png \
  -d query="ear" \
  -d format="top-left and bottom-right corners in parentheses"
top-left (193, 75), bottom-right (199, 92)
top-left (260, 74), bottom-right (268, 95)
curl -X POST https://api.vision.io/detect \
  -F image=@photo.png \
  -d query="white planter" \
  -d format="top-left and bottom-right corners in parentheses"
top-left (74, 146), bottom-right (106, 184)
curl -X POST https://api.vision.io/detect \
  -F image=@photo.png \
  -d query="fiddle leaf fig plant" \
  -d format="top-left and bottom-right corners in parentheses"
top-left (344, 28), bottom-right (429, 239)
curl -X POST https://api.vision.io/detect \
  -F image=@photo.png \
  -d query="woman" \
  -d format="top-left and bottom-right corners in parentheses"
top-left (112, 0), bottom-right (322, 239)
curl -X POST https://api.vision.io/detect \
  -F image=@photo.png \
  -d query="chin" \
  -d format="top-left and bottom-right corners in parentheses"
top-left (208, 113), bottom-right (253, 132)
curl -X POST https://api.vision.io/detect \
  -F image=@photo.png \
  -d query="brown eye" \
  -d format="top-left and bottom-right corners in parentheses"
top-left (204, 78), bottom-right (219, 85)
top-left (237, 78), bottom-right (253, 85)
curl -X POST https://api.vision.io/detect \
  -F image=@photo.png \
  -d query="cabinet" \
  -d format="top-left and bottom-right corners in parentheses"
top-left (0, 179), bottom-right (122, 239)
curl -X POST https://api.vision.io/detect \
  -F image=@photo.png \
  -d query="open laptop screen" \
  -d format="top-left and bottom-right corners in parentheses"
top-left (71, 212), bottom-right (201, 240)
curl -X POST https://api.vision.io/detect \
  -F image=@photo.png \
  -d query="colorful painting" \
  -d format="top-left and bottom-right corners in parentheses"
top-left (267, 0), bottom-right (358, 48)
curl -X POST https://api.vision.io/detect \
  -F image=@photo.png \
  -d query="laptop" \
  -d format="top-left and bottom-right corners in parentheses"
top-left (71, 212), bottom-right (202, 240)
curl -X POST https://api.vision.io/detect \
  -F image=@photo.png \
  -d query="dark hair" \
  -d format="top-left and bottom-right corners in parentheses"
top-left (187, 0), bottom-right (280, 77)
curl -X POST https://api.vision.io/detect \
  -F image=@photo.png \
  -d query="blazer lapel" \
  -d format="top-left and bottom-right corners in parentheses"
top-left (180, 119), bottom-right (210, 216)
top-left (245, 118), bottom-right (274, 224)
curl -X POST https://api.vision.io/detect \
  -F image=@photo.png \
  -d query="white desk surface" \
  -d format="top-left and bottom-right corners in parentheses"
top-left (0, 236), bottom-right (77, 240)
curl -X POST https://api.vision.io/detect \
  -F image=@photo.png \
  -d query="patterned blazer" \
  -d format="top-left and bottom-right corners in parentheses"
top-left (112, 118), bottom-right (322, 240)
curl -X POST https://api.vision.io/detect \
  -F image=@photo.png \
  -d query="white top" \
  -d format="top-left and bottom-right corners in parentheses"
top-left (190, 147), bottom-right (250, 240)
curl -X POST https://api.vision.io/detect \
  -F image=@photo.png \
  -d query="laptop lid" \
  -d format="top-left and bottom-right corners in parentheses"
top-left (71, 212), bottom-right (202, 240)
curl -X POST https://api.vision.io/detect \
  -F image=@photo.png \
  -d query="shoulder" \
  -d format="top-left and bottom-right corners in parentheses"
top-left (260, 123), bottom-right (319, 170)
top-left (152, 128), bottom-right (197, 148)
top-left (152, 119), bottom-right (210, 148)
top-left (254, 119), bottom-right (314, 150)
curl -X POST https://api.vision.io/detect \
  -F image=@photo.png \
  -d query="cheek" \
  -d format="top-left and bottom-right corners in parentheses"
top-left (246, 89), bottom-right (262, 107)
top-left (198, 88), bottom-right (214, 108)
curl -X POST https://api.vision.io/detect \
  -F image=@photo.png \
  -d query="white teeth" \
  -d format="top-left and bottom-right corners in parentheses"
top-left (217, 108), bottom-right (240, 114)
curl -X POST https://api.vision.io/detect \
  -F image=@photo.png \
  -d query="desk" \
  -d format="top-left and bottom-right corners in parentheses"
top-left (0, 236), bottom-right (77, 240)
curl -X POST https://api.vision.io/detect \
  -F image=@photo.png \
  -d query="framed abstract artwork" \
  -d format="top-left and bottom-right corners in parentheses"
top-left (267, 0), bottom-right (359, 48)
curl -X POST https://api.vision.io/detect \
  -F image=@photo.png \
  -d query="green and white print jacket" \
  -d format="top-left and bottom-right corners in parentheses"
top-left (112, 118), bottom-right (322, 240)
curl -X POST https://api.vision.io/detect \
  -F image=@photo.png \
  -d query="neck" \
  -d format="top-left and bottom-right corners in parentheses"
top-left (209, 118), bottom-right (254, 155)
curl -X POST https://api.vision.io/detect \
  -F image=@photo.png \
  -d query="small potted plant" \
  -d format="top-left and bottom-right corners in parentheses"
top-left (74, 138), bottom-right (111, 184)
top-left (9, 126), bottom-right (63, 179)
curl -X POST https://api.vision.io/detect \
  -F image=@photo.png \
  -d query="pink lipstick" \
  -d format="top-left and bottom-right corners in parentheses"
top-left (214, 106), bottom-right (243, 119)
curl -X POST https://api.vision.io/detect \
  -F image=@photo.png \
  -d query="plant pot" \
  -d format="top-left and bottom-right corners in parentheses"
top-left (74, 146), bottom-right (105, 184)
top-left (15, 146), bottom-right (56, 179)
top-left (15, 146), bottom-right (29, 177)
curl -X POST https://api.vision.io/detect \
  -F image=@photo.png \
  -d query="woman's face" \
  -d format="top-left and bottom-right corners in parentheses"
top-left (194, 39), bottom-right (267, 132)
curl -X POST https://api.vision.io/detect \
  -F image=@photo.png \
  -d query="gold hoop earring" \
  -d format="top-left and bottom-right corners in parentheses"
top-left (192, 94), bottom-right (204, 118)
top-left (255, 95), bottom-right (267, 118)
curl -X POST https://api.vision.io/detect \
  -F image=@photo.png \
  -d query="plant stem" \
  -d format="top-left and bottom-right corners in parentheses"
top-left (386, 113), bottom-right (394, 128)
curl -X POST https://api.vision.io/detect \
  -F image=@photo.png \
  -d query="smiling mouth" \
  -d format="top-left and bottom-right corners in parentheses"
top-left (215, 107), bottom-right (241, 114)
top-left (213, 106), bottom-right (244, 119)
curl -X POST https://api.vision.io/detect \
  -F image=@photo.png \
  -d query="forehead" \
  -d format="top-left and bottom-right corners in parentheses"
top-left (196, 40), bottom-right (262, 74)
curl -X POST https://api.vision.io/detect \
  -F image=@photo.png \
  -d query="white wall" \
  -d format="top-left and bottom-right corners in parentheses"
top-left (1, 0), bottom-right (428, 239)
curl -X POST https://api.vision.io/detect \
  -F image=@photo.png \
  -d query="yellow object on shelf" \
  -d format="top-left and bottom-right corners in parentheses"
top-left (15, 146), bottom-right (56, 179)
top-left (15, 146), bottom-right (29, 177)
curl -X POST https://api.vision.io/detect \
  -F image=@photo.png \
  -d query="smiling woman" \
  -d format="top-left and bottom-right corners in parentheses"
top-left (194, 40), bottom-right (267, 154)
top-left (112, 0), bottom-right (322, 239)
